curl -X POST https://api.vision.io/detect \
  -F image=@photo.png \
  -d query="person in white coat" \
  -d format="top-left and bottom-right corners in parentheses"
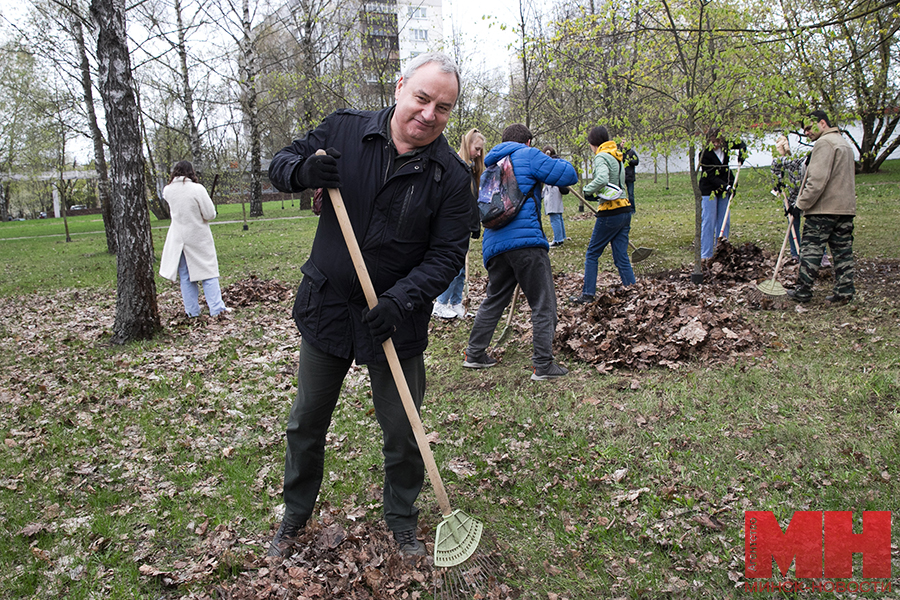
top-left (159, 161), bottom-right (229, 317)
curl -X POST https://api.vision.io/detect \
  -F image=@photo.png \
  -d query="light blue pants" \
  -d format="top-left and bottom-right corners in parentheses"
top-left (548, 213), bottom-right (566, 242)
top-left (701, 192), bottom-right (730, 259)
top-left (178, 253), bottom-right (227, 317)
top-left (582, 211), bottom-right (636, 294)
top-left (436, 268), bottom-right (465, 305)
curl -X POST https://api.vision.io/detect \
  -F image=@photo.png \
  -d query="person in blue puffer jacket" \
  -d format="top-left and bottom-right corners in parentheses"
top-left (463, 124), bottom-right (578, 381)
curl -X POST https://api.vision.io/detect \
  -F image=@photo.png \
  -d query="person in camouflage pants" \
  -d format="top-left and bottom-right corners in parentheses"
top-left (787, 110), bottom-right (856, 304)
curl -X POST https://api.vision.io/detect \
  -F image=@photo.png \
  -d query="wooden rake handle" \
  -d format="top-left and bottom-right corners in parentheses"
top-left (718, 161), bottom-right (743, 239)
top-left (317, 152), bottom-right (453, 518)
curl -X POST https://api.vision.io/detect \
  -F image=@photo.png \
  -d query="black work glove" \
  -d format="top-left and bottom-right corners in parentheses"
top-left (559, 186), bottom-right (571, 195)
top-left (788, 205), bottom-right (801, 220)
top-left (362, 297), bottom-right (403, 345)
top-left (584, 193), bottom-right (598, 203)
top-left (294, 147), bottom-right (342, 190)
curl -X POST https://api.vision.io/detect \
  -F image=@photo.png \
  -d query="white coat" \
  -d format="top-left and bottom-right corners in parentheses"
top-left (159, 177), bottom-right (220, 282)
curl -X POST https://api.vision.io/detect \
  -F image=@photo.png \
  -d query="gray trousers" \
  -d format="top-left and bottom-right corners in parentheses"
top-left (282, 340), bottom-right (425, 533)
top-left (466, 247), bottom-right (558, 368)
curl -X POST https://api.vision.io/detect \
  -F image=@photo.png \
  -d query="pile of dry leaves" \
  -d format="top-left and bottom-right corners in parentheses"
top-left (163, 508), bottom-right (513, 600)
top-left (223, 276), bottom-right (294, 307)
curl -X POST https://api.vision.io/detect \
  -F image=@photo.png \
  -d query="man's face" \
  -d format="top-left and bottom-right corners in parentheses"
top-left (804, 120), bottom-right (826, 141)
top-left (391, 62), bottom-right (458, 150)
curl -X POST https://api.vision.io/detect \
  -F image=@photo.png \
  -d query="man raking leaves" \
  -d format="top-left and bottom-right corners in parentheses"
top-left (266, 52), bottom-right (476, 561)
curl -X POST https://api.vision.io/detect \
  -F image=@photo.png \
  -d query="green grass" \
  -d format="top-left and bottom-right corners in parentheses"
top-left (0, 162), bottom-right (899, 598)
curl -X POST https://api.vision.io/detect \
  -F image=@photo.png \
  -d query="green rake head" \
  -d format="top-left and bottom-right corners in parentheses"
top-left (434, 509), bottom-right (483, 567)
top-left (756, 279), bottom-right (787, 297)
top-left (631, 247), bottom-right (654, 263)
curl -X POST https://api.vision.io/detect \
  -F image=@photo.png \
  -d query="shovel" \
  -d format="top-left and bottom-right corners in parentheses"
top-left (571, 189), bottom-right (654, 263)
top-left (319, 153), bottom-right (482, 567)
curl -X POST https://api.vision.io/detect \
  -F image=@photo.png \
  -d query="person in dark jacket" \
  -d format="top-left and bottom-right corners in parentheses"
top-left (620, 139), bottom-right (639, 212)
top-left (698, 129), bottom-right (746, 260)
top-left (463, 124), bottom-right (577, 380)
top-left (265, 52), bottom-right (472, 559)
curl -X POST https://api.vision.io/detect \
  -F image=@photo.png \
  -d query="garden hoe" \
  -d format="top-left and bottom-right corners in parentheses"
top-left (571, 189), bottom-right (654, 263)
top-left (318, 153), bottom-right (482, 568)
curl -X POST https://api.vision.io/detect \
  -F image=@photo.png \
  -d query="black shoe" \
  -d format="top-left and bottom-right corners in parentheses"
top-left (549, 240), bottom-right (564, 248)
top-left (393, 529), bottom-right (426, 557)
top-left (463, 350), bottom-right (498, 369)
top-left (267, 518), bottom-right (305, 557)
top-left (569, 294), bottom-right (595, 305)
top-left (825, 294), bottom-right (853, 305)
top-left (531, 362), bottom-right (568, 381)
top-left (785, 289), bottom-right (811, 303)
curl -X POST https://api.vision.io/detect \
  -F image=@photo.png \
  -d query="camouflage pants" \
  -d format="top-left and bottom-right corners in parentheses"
top-left (795, 215), bottom-right (855, 300)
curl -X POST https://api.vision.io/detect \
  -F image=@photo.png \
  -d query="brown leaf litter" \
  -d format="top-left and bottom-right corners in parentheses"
top-left (170, 507), bottom-right (513, 600)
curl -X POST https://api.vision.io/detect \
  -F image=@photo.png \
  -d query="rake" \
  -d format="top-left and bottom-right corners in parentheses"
top-left (571, 189), bottom-right (654, 263)
top-left (319, 152), bottom-right (482, 568)
top-left (717, 160), bottom-right (744, 240)
top-left (755, 214), bottom-right (794, 298)
top-left (755, 189), bottom-right (801, 299)
top-left (495, 284), bottom-right (520, 345)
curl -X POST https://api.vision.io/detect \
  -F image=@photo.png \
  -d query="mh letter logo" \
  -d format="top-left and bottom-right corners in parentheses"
top-left (745, 511), bottom-right (891, 578)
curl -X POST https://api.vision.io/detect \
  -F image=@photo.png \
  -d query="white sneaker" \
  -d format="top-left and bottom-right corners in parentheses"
top-left (432, 302), bottom-right (457, 319)
top-left (451, 303), bottom-right (466, 318)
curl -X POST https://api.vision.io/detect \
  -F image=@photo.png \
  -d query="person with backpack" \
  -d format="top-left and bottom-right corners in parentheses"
top-left (433, 128), bottom-right (486, 319)
top-left (542, 145), bottom-right (570, 247)
top-left (463, 124), bottom-right (577, 381)
top-left (570, 126), bottom-right (636, 304)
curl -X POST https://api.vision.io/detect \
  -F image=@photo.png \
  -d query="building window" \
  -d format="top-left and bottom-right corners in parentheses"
top-left (409, 7), bottom-right (426, 19)
top-left (410, 28), bottom-right (428, 41)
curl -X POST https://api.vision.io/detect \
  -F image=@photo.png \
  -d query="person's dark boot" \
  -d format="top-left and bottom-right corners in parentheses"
top-left (267, 518), bottom-right (305, 557)
top-left (393, 529), bottom-right (426, 557)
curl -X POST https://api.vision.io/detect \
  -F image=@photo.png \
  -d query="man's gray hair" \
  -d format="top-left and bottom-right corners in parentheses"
top-left (402, 52), bottom-right (461, 101)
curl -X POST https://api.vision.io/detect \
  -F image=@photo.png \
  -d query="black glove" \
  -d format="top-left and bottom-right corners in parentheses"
top-left (362, 297), bottom-right (403, 345)
top-left (295, 147), bottom-right (342, 189)
top-left (788, 205), bottom-right (801, 220)
top-left (584, 193), bottom-right (598, 203)
top-left (559, 186), bottom-right (571, 195)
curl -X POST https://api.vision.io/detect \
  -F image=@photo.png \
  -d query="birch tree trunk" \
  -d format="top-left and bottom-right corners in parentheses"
top-left (91, 0), bottom-right (160, 344)
top-left (71, 15), bottom-right (116, 255)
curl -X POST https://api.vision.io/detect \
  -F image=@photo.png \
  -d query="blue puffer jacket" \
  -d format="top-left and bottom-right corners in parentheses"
top-left (480, 142), bottom-right (578, 265)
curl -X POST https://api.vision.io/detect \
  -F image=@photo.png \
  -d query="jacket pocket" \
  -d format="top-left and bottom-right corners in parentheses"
top-left (292, 259), bottom-right (327, 331)
top-left (393, 184), bottom-right (432, 242)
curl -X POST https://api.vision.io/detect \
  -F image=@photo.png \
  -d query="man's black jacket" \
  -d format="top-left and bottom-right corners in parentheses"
top-left (269, 108), bottom-right (472, 364)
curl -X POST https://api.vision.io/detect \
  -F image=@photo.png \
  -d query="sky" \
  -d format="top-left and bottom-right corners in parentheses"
top-left (442, 0), bottom-right (520, 69)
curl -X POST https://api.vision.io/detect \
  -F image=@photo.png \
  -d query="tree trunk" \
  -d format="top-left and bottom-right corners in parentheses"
top-left (72, 15), bottom-right (116, 255)
top-left (242, 0), bottom-right (263, 218)
top-left (91, 0), bottom-right (160, 344)
top-left (688, 143), bottom-right (703, 283)
top-left (174, 0), bottom-right (204, 175)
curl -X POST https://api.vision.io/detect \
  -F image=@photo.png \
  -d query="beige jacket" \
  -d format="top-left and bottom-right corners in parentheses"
top-left (795, 127), bottom-right (856, 216)
top-left (159, 177), bottom-right (220, 282)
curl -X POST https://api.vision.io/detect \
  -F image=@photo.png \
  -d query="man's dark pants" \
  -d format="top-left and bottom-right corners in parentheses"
top-left (282, 340), bottom-right (425, 533)
top-left (795, 214), bottom-right (855, 300)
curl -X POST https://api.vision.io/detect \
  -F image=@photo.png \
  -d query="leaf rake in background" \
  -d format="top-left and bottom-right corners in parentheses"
top-left (570, 188), bottom-right (655, 269)
top-left (495, 284), bottom-right (520, 345)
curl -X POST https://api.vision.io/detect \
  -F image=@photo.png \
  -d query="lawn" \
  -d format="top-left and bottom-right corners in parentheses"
top-left (0, 161), bottom-right (898, 599)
